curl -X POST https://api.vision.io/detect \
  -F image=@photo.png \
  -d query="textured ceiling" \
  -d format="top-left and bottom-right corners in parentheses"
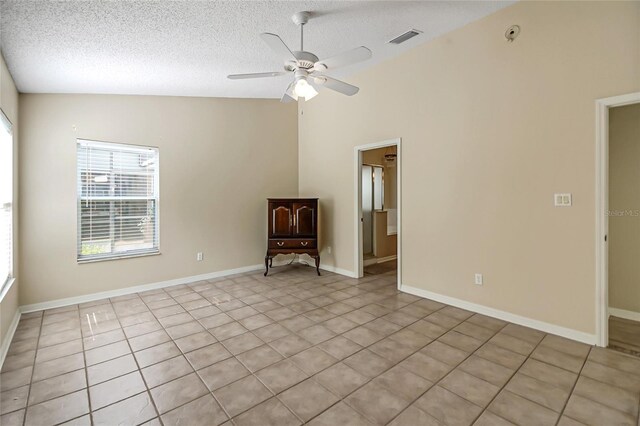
top-left (0, 1), bottom-right (512, 99)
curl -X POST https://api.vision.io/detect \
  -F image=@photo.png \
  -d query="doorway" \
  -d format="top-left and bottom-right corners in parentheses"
top-left (354, 138), bottom-right (401, 287)
top-left (596, 92), bottom-right (640, 351)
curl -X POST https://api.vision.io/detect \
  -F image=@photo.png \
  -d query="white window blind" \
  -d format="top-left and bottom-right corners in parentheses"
top-left (77, 139), bottom-right (159, 262)
top-left (0, 111), bottom-right (13, 286)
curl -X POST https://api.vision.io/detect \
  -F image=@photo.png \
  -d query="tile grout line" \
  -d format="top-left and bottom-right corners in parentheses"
top-left (466, 327), bottom-right (550, 426)
top-left (288, 302), bottom-right (474, 424)
top-left (381, 315), bottom-right (510, 426)
top-left (553, 345), bottom-right (592, 426)
top-left (219, 279), bottom-right (424, 423)
top-left (174, 281), bottom-right (454, 422)
top-left (0, 293), bottom-right (513, 422)
top-left (21, 309), bottom-right (45, 426)
top-left (77, 303), bottom-right (94, 425)
top-left (6, 270), bottom-right (639, 426)
top-left (118, 294), bottom-right (167, 426)
top-left (136, 278), bottom-right (285, 424)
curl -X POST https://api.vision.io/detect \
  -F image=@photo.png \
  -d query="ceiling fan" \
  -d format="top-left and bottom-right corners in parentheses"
top-left (228, 11), bottom-right (372, 102)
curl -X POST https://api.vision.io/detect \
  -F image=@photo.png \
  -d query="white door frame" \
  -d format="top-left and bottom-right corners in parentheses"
top-left (595, 92), bottom-right (640, 347)
top-left (354, 138), bottom-right (402, 289)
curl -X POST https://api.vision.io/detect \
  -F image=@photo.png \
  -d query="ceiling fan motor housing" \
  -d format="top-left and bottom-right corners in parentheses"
top-left (286, 51), bottom-right (319, 71)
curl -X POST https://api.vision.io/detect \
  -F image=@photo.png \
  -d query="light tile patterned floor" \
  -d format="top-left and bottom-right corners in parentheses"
top-left (1, 264), bottom-right (640, 426)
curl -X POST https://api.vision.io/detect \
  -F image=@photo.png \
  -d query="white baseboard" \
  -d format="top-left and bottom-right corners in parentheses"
top-left (363, 255), bottom-right (397, 267)
top-left (609, 307), bottom-right (640, 322)
top-left (0, 308), bottom-right (22, 369)
top-left (20, 259), bottom-right (356, 314)
top-left (20, 264), bottom-right (268, 313)
top-left (292, 254), bottom-right (358, 278)
top-left (400, 284), bottom-right (597, 345)
top-left (319, 263), bottom-right (358, 278)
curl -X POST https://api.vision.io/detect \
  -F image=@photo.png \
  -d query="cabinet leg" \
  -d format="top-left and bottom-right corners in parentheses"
top-left (314, 255), bottom-right (321, 276)
top-left (264, 256), bottom-right (269, 276)
top-left (269, 257), bottom-right (273, 268)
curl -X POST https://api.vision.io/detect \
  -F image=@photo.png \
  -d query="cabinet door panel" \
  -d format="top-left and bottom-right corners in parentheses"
top-left (293, 202), bottom-right (316, 236)
top-left (270, 202), bottom-right (292, 236)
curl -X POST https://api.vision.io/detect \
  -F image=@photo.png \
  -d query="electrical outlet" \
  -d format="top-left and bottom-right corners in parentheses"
top-left (197, 252), bottom-right (203, 261)
top-left (327, 246), bottom-right (332, 254)
top-left (554, 193), bottom-right (572, 207)
top-left (474, 273), bottom-right (483, 285)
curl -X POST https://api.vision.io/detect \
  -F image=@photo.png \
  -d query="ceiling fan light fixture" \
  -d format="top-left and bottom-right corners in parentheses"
top-left (293, 78), bottom-right (318, 100)
top-left (228, 11), bottom-right (370, 102)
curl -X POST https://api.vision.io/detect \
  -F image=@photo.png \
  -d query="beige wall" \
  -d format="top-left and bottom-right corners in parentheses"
top-left (609, 103), bottom-right (640, 314)
top-left (19, 94), bottom-right (297, 305)
top-left (0, 52), bottom-right (20, 345)
top-left (299, 1), bottom-right (640, 334)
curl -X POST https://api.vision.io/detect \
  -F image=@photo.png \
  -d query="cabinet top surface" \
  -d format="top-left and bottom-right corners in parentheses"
top-left (268, 198), bottom-right (318, 201)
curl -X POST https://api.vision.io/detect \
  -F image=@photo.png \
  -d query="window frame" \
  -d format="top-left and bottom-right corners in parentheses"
top-left (0, 108), bottom-right (14, 297)
top-left (76, 139), bottom-right (160, 263)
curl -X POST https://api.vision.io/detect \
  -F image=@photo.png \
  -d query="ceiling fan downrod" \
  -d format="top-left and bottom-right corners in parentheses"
top-left (292, 11), bottom-right (310, 52)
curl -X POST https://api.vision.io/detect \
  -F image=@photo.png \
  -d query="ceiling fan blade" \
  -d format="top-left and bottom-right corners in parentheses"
top-left (227, 71), bottom-right (287, 80)
top-left (313, 46), bottom-right (372, 72)
top-left (313, 75), bottom-right (359, 96)
top-left (260, 33), bottom-right (297, 61)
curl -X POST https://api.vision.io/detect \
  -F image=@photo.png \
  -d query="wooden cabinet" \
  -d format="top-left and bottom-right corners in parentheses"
top-left (265, 198), bottom-right (319, 276)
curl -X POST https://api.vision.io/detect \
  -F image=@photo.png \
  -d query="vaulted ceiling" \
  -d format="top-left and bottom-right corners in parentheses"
top-left (0, 1), bottom-right (512, 98)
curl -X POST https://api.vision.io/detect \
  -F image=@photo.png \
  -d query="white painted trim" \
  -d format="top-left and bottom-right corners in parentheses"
top-left (318, 263), bottom-right (359, 278)
top-left (363, 258), bottom-right (378, 267)
top-left (375, 255), bottom-right (397, 264)
top-left (401, 284), bottom-right (596, 345)
top-left (595, 92), bottom-right (640, 347)
top-left (0, 307), bottom-right (21, 369)
top-left (19, 259), bottom-right (356, 314)
top-left (609, 307), bottom-right (640, 323)
top-left (364, 255), bottom-right (397, 266)
top-left (0, 277), bottom-right (16, 303)
top-left (354, 138), bottom-right (402, 290)
top-left (20, 264), bottom-right (266, 313)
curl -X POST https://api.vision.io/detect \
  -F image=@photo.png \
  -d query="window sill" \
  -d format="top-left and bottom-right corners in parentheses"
top-left (0, 277), bottom-right (16, 304)
top-left (78, 250), bottom-right (161, 264)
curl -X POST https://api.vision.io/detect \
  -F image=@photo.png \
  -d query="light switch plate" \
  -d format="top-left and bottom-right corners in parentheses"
top-left (554, 193), bottom-right (572, 207)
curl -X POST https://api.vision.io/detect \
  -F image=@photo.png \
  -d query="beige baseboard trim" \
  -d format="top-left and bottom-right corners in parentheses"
top-left (400, 284), bottom-right (597, 345)
top-left (609, 307), bottom-right (640, 322)
top-left (0, 307), bottom-right (22, 369)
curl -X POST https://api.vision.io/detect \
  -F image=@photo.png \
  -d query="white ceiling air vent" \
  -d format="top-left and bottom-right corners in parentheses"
top-left (388, 29), bottom-right (423, 45)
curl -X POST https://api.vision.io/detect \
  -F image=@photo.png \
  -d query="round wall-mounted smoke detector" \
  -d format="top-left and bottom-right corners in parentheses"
top-left (505, 25), bottom-right (520, 42)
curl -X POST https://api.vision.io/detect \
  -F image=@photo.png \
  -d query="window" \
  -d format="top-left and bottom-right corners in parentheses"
top-left (0, 111), bottom-right (13, 286)
top-left (77, 139), bottom-right (159, 262)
